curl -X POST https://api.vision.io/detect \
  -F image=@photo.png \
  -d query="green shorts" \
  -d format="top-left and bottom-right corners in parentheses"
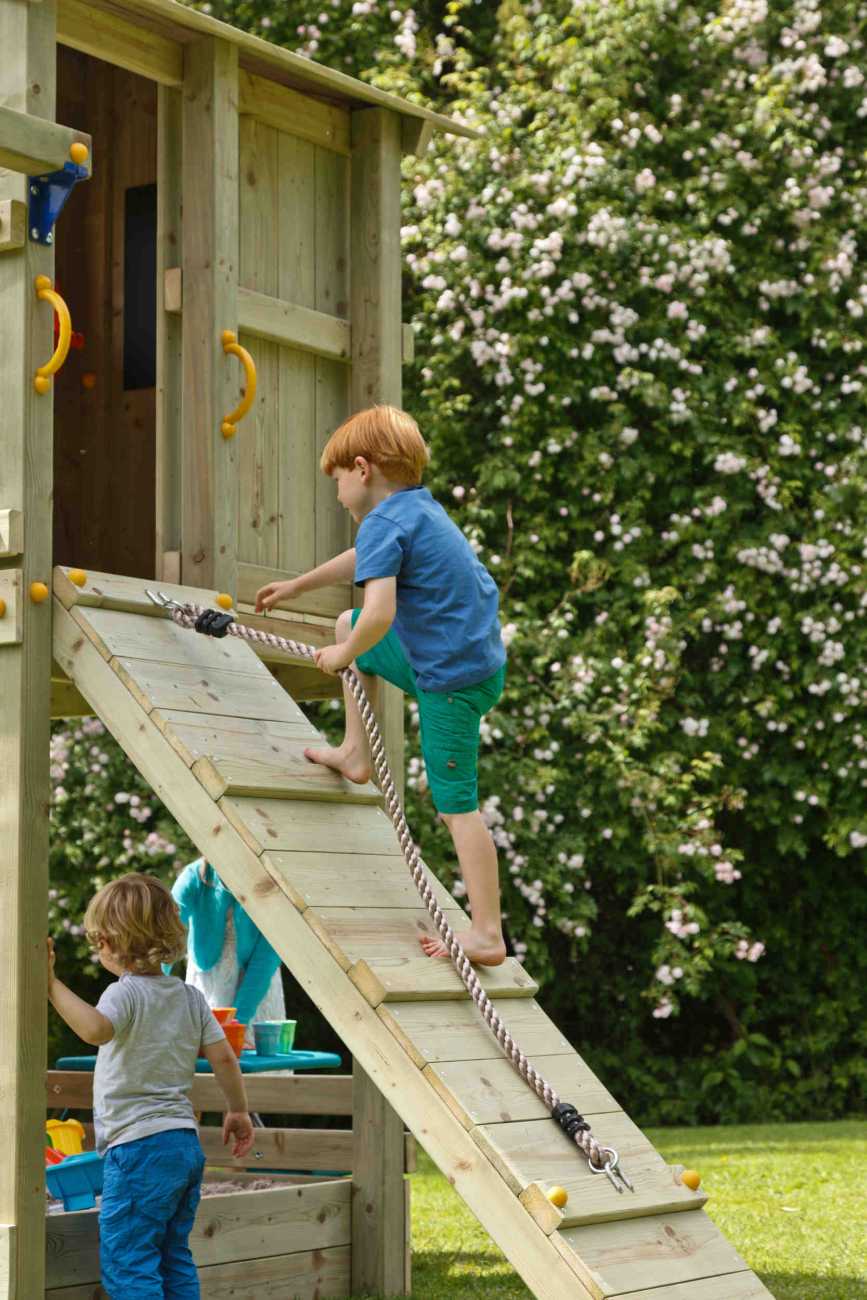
top-left (351, 609), bottom-right (505, 814)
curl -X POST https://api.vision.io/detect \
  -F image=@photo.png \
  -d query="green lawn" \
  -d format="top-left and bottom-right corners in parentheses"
top-left (402, 1120), bottom-right (867, 1300)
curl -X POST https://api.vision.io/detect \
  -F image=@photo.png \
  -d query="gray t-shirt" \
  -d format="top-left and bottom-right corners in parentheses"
top-left (93, 973), bottom-right (224, 1154)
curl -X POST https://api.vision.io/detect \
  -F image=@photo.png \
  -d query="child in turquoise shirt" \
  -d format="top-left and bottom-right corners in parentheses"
top-left (256, 405), bottom-right (507, 967)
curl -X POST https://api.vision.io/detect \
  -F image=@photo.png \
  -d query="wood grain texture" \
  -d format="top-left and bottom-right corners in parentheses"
top-left (238, 287), bottom-right (349, 361)
top-left (222, 796), bottom-right (401, 856)
top-left (68, 605), bottom-right (261, 673)
top-left (57, 0), bottom-right (183, 84)
top-left (352, 1060), bottom-right (408, 1295)
top-left (156, 83), bottom-right (184, 570)
top-left (46, 1070), bottom-right (354, 1116)
top-left (239, 70), bottom-right (350, 154)
top-left (378, 999), bottom-right (571, 1070)
top-left (181, 35), bottom-right (239, 593)
top-left (556, 1210), bottom-right (750, 1299)
top-left (424, 1054), bottom-right (620, 1130)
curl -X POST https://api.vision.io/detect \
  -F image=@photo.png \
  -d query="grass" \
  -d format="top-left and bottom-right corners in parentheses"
top-left (402, 1120), bottom-right (867, 1300)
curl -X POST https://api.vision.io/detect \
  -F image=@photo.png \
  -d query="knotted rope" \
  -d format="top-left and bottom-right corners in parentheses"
top-left (150, 596), bottom-right (634, 1194)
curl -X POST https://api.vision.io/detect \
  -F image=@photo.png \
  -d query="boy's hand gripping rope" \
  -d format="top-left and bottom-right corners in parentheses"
top-left (146, 592), bottom-right (635, 1195)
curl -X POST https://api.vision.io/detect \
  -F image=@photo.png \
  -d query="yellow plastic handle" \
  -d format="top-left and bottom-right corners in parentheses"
top-left (221, 329), bottom-right (257, 438)
top-left (34, 275), bottom-right (72, 394)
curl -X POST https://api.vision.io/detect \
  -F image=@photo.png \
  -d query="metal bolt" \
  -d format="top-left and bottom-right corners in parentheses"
top-left (46, 232), bottom-right (53, 244)
top-left (30, 227), bottom-right (39, 240)
top-left (30, 184), bottom-right (38, 196)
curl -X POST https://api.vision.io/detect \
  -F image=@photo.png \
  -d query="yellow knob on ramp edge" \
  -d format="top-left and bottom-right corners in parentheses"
top-left (69, 142), bottom-right (89, 165)
top-left (30, 582), bottom-right (49, 603)
top-left (681, 1169), bottom-right (701, 1191)
top-left (546, 1186), bottom-right (568, 1208)
top-left (216, 593), bottom-right (233, 610)
top-left (68, 569), bottom-right (87, 587)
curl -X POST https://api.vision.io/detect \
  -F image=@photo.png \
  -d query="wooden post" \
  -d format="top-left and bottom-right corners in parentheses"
top-left (352, 1059), bottom-right (409, 1296)
top-left (155, 82), bottom-right (183, 582)
top-left (0, 2), bottom-right (56, 1295)
top-left (181, 35), bottom-right (239, 595)
top-left (350, 106), bottom-right (405, 800)
top-left (349, 106), bottom-right (410, 1296)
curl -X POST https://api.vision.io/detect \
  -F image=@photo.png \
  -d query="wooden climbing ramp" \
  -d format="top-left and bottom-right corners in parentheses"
top-left (52, 566), bottom-right (774, 1300)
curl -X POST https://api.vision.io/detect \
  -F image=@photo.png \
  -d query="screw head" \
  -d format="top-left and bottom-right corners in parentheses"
top-left (30, 227), bottom-right (39, 239)
top-left (46, 232), bottom-right (53, 244)
top-left (30, 184), bottom-right (39, 196)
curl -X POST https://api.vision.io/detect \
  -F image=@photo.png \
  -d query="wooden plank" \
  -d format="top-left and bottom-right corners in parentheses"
top-left (45, 1183), bottom-right (350, 1288)
top-left (277, 349), bottom-right (318, 578)
top-left (304, 906), bottom-right (538, 1004)
top-left (266, 850), bottom-right (457, 912)
top-left (0, 509), bottom-right (23, 556)
top-left (68, 605), bottom-right (263, 674)
top-left (239, 70), bottom-right (350, 155)
top-left (197, 1245), bottom-right (350, 1299)
top-left (49, 601), bottom-right (604, 1300)
top-left (110, 657), bottom-right (299, 724)
top-left (606, 1273), bottom-right (774, 1300)
top-left (198, 1125), bottom-right (353, 1173)
top-left (0, 5), bottom-right (55, 1294)
top-left (181, 35), bottom-right (239, 594)
top-left (0, 103), bottom-right (91, 175)
top-left (0, 570), bottom-right (23, 646)
top-left (238, 287), bottom-right (349, 361)
top-left (556, 1210), bottom-right (751, 1300)
top-left (53, 565), bottom-right (227, 615)
top-left (152, 709), bottom-right (316, 770)
top-left (0, 1224), bottom-right (12, 1300)
top-left (473, 1111), bottom-right (706, 1229)
top-left (155, 84), bottom-right (183, 573)
top-left (191, 743), bottom-right (382, 804)
top-left (0, 199), bottom-right (26, 254)
top-left (222, 796), bottom-right (400, 857)
top-left (46, 1070), bottom-right (354, 1115)
top-left (266, 659), bottom-right (342, 702)
top-left (237, 561), bottom-right (347, 620)
top-left (377, 999), bottom-right (572, 1070)
top-left (424, 1054), bottom-right (621, 1131)
top-left (314, 358), bottom-right (351, 569)
top-left (57, 0), bottom-right (183, 85)
top-left (238, 113), bottom-right (279, 574)
top-left (352, 1060), bottom-right (407, 1295)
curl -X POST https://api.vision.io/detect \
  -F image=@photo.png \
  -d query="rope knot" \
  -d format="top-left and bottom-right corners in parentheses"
top-left (553, 1102), bottom-right (591, 1138)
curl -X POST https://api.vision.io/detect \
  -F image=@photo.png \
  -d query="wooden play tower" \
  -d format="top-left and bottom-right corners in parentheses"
top-left (1, 2), bottom-right (774, 1297)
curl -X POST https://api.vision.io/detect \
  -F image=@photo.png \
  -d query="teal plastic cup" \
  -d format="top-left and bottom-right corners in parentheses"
top-left (279, 1020), bottom-right (297, 1053)
top-left (252, 1021), bottom-right (283, 1056)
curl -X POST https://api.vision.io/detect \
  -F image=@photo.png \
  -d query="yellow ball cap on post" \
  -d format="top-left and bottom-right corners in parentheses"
top-left (681, 1169), bottom-right (701, 1191)
top-left (216, 593), bottom-right (233, 611)
top-left (30, 581), bottom-right (49, 603)
top-left (545, 1186), bottom-right (568, 1209)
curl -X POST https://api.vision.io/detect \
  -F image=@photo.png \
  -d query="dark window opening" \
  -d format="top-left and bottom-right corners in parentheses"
top-left (123, 182), bottom-right (157, 390)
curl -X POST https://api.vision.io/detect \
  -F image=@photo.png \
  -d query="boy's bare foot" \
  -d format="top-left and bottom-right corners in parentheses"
top-left (420, 931), bottom-right (507, 967)
top-left (304, 743), bottom-right (371, 785)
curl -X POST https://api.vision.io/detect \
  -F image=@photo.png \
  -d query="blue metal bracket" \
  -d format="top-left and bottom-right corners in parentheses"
top-left (28, 161), bottom-right (90, 246)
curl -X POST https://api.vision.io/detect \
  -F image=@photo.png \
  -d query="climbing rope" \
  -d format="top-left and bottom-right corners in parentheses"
top-left (146, 593), bottom-right (634, 1195)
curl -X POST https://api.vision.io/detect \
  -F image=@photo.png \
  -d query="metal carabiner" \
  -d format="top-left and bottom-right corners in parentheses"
top-left (145, 589), bottom-right (184, 614)
top-left (588, 1145), bottom-right (635, 1194)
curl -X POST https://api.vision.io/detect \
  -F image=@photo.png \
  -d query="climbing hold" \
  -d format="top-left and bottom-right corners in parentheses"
top-left (546, 1185), bottom-right (568, 1209)
top-left (68, 569), bottom-right (87, 588)
top-left (30, 581), bottom-right (49, 603)
top-left (681, 1169), bottom-right (701, 1191)
top-left (34, 375), bottom-right (50, 395)
top-left (69, 142), bottom-right (89, 165)
top-left (81, 371), bottom-right (96, 391)
top-left (0, 598), bottom-right (6, 618)
top-left (216, 593), bottom-right (233, 611)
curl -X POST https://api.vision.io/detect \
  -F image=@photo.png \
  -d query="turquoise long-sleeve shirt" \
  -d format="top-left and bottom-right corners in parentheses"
top-left (169, 859), bottom-right (282, 1026)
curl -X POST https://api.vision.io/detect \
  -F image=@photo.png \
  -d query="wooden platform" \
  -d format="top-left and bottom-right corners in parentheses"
top-left (52, 568), bottom-right (775, 1300)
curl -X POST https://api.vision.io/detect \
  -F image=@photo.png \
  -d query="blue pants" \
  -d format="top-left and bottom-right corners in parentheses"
top-left (100, 1129), bottom-right (205, 1300)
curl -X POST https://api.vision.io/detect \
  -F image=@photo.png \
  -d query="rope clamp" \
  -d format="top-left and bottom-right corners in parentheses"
top-left (588, 1146), bottom-right (634, 1194)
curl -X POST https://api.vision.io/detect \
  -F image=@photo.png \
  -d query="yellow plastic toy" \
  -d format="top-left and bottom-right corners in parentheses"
top-left (45, 1117), bottom-right (86, 1156)
top-left (216, 593), bottom-right (233, 611)
top-left (69, 141), bottom-right (89, 165)
top-left (546, 1185), bottom-right (568, 1208)
top-left (34, 276), bottom-right (71, 394)
top-left (68, 569), bottom-right (87, 587)
top-left (220, 330), bottom-right (257, 438)
top-left (30, 581), bottom-right (49, 603)
top-left (681, 1169), bottom-right (701, 1190)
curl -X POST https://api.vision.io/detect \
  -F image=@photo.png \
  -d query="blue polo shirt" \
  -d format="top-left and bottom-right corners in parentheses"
top-left (354, 486), bottom-right (506, 692)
